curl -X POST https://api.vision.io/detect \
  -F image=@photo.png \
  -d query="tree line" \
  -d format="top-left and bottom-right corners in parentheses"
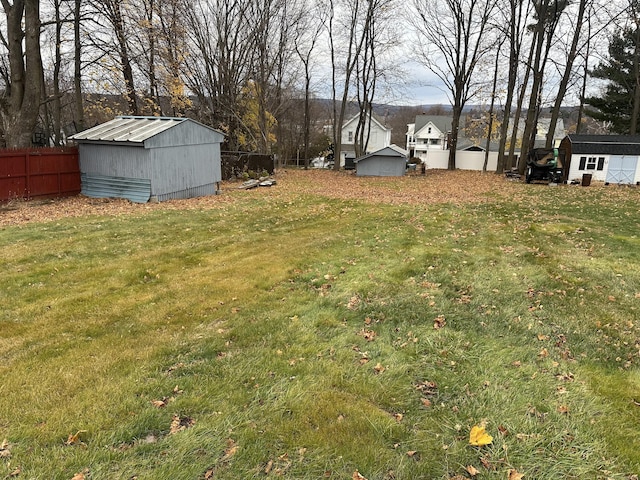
top-left (0, 0), bottom-right (637, 173)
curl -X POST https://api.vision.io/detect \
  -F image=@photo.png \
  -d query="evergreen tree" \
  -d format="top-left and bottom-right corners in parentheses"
top-left (585, 27), bottom-right (640, 134)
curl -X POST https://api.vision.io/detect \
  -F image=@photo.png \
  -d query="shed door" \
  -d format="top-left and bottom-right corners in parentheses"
top-left (606, 155), bottom-right (638, 184)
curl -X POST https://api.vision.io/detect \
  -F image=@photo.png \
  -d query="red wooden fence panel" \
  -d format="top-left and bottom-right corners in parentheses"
top-left (0, 147), bottom-right (80, 201)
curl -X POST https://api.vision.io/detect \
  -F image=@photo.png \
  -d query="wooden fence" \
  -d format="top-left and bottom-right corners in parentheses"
top-left (0, 147), bottom-right (80, 201)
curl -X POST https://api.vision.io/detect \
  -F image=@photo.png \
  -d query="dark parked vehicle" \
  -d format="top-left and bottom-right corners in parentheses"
top-left (526, 148), bottom-right (564, 184)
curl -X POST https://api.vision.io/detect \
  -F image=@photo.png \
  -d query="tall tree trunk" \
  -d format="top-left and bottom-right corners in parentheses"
top-left (1, 0), bottom-right (44, 148)
top-left (74, 0), bottom-right (84, 133)
top-left (496, 0), bottom-right (527, 174)
top-left (631, 23), bottom-right (640, 134)
top-left (484, 38), bottom-right (503, 172)
top-left (105, 0), bottom-right (138, 115)
top-left (546, 0), bottom-right (587, 145)
top-left (52, 0), bottom-right (62, 145)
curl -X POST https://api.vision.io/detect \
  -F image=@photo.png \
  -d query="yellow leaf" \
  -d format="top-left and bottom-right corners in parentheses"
top-left (508, 468), bottom-right (524, 480)
top-left (65, 430), bottom-right (87, 446)
top-left (469, 425), bottom-right (493, 446)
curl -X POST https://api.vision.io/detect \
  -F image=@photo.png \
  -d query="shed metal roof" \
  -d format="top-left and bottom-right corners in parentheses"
top-left (70, 116), bottom-right (202, 144)
top-left (355, 144), bottom-right (408, 163)
top-left (565, 134), bottom-right (640, 155)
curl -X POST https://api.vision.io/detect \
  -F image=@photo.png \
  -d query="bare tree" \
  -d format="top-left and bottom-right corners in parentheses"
top-left (183, 0), bottom-right (253, 150)
top-left (0, 0), bottom-right (44, 148)
top-left (412, 0), bottom-right (496, 169)
top-left (327, 0), bottom-right (369, 170)
top-left (517, 0), bottom-right (568, 173)
top-left (353, 0), bottom-right (399, 158)
top-left (73, 0), bottom-right (84, 132)
top-left (87, 0), bottom-right (139, 114)
top-left (294, 0), bottom-right (324, 168)
top-left (544, 0), bottom-right (588, 145)
top-left (495, 0), bottom-right (532, 173)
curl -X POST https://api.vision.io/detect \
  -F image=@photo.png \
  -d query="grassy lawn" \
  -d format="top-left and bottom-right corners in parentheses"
top-left (1, 170), bottom-right (639, 479)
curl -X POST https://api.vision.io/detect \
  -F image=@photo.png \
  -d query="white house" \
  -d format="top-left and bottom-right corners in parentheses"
top-left (559, 134), bottom-right (640, 184)
top-left (340, 114), bottom-right (392, 167)
top-left (406, 115), bottom-right (452, 159)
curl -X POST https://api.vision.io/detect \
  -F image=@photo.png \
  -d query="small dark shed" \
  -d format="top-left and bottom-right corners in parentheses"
top-left (70, 116), bottom-right (224, 202)
top-left (355, 145), bottom-right (408, 177)
top-left (560, 135), bottom-right (640, 185)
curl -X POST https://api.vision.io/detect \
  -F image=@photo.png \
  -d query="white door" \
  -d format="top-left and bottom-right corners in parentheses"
top-left (606, 155), bottom-right (638, 184)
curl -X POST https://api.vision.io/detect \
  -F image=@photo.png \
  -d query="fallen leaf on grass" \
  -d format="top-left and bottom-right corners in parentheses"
top-left (0, 439), bottom-right (10, 458)
top-left (70, 472), bottom-right (85, 480)
top-left (508, 468), bottom-right (524, 480)
top-left (480, 456), bottom-right (494, 470)
top-left (353, 470), bottom-right (368, 480)
top-left (169, 415), bottom-right (195, 434)
top-left (415, 380), bottom-right (438, 395)
top-left (466, 465), bottom-right (479, 476)
top-left (469, 425), bottom-right (493, 446)
top-left (357, 328), bottom-right (377, 341)
top-left (151, 398), bottom-right (168, 408)
top-left (374, 363), bottom-right (386, 374)
top-left (433, 315), bottom-right (446, 329)
top-left (65, 430), bottom-right (87, 446)
top-left (7, 467), bottom-right (20, 477)
top-left (221, 438), bottom-right (238, 462)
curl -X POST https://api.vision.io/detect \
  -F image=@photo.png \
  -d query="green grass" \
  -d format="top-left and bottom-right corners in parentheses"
top-left (1, 177), bottom-right (639, 479)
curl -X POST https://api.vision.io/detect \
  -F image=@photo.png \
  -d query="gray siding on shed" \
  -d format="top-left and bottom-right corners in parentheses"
top-left (79, 144), bottom-right (151, 178)
top-left (74, 116), bottom-right (224, 202)
top-left (143, 120), bottom-right (224, 148)
top-left (150, 143), bottom-right (221, 198)
top-left (356, 156), bottom-right (406, 177)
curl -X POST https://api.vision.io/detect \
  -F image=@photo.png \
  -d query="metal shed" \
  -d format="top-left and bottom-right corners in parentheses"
top-left (70, 116), bottom-right (225, 202)
top-left (560, 135), bottom-right (640, 185)
top-left (355, 145), bottom-right (408, 177)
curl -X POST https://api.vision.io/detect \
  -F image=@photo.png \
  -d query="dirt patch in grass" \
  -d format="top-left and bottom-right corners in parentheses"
top-left (0, 168), bottom-right (608, 227)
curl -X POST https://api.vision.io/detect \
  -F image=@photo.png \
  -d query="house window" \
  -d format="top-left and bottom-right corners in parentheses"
top-left (428, 127), bottom-right (432, 134)
top-left (348, 131), bottom-right (353, 142)
top-left (430, 139), bottom-right (439, 145)
top-left (578, 156), bottom-right (605, 171)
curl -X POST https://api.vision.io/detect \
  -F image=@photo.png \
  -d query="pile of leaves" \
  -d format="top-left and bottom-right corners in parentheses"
top-left (1, 169), bottom-right (541, 228)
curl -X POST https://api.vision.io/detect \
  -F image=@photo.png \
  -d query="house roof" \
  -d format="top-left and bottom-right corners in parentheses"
top-left (565, 135), bottom-right (640, 155)
top-left (342, 113), bottom-right (390, 132)
top-left (355, 144), bottom-right (408, 163)
top-left (70, 116), bottom-right (222, 144)
top-left (414, 115), bottom-right (454, 136)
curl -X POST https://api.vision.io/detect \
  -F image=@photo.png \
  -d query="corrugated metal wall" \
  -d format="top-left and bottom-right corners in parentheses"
top-left (144, 121), bottom-right (225, 149)
top-left (79, 144), bottom-right (151, 178)
top-left (150, 143), bottom-right (221, 198)
top-left (356, 157), bottom-right (406, 177)
top-left (77, 124), bottom-right (223, 202)
top-left (81, 173), bottom-right (151, 203)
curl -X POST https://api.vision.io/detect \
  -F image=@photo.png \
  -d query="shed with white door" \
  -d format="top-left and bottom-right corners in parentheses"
top-left (559, 135), bottom-right (640, 185)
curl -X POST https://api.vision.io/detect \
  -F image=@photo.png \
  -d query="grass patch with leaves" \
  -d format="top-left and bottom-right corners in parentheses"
top-left (1, 172), bottom-right (639, 479)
